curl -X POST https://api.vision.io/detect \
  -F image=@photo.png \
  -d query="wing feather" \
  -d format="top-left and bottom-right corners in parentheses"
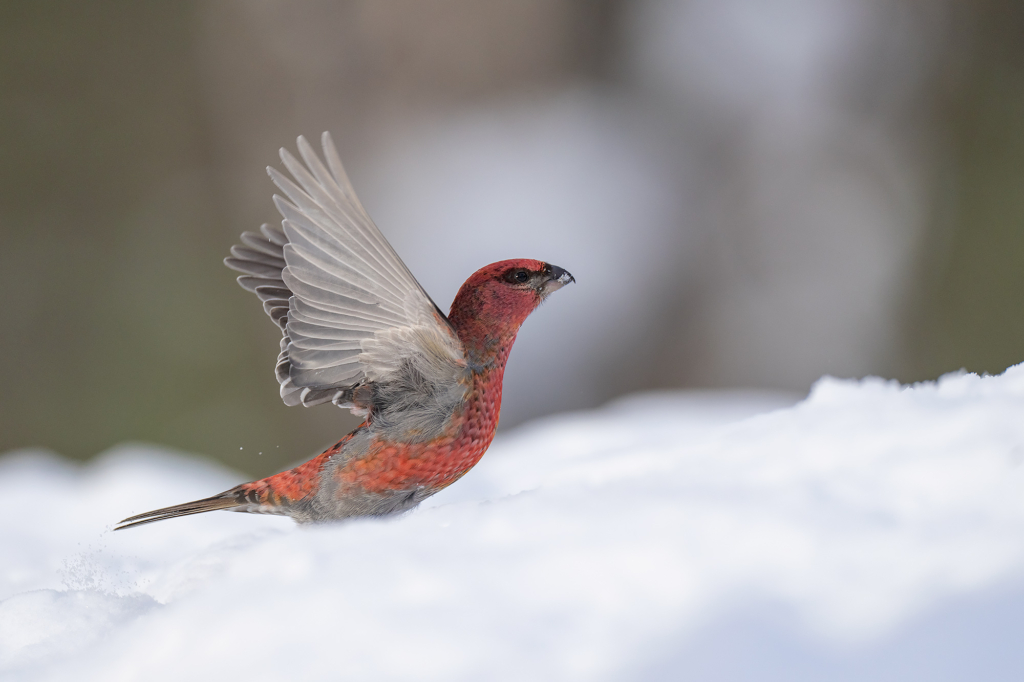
top-left (228, 245), bottom-right (284, 270)
top-left (260, 223), bottom-right (288, 246)
top-left (239, 231), bottom-right (284, 257)
top-left (254, 285), bottom-right (291, 301)
top-left (236, 274), bottom-right (286, 293)
top-left (224, 258), bottom-right (282, 280)
top-left (283, 234), bottom-right (407, 307)
top-left (300, 135), bottom-right (417, 288)
top-left (269, 170), bottom-right (416, 295)
top-left (225, 132), bottom-right (468, 415)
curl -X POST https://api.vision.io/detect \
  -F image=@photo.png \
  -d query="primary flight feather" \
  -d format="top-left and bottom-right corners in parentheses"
top-left (116, 132), bottom-right (573, 529)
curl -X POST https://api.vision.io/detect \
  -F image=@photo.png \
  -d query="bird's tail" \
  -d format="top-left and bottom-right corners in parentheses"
top-left (115, 444), bottom-right (342, 530)
top-left (114, 489), bottom-right (245, 530)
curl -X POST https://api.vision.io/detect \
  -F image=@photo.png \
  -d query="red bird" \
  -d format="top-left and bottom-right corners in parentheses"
top-left (116, 133), bottom-right (573, 529)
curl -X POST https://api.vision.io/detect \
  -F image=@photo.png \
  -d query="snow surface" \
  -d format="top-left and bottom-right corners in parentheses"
top-left (4, 370), bottom-right (1024, 681)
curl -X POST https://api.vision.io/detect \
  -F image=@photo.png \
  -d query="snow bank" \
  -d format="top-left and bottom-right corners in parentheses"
top-left (3, 371), bottom-right (1024, 680)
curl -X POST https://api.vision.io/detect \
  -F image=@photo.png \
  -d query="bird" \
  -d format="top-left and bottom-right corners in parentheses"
top-left (115, 132), bottom-right (573, 530)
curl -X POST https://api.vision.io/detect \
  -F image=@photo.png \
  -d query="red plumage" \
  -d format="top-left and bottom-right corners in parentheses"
top-left (116, 137), bottom-right (572, 530)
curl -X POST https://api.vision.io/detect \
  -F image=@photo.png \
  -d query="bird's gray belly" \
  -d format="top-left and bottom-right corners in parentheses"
top-left (289, 429), bottom-right (438, 523)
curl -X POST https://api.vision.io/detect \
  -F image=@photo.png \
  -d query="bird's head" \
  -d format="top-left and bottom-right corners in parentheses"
top-left (448, 259), bottom-right (574, 364)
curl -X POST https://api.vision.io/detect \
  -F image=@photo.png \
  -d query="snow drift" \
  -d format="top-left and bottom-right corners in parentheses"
top-left (3, 369), bottom-right (1024, 680)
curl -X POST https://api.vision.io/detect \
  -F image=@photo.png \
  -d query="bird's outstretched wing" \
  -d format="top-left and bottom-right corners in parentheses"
top-left (225, 133), bottom-right (468, 415)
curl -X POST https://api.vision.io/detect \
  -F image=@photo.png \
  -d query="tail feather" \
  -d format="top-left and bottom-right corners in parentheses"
top-left (114, 446), bottom-right (340, 530)
top-left (115, 491), bottom-right (243, 530)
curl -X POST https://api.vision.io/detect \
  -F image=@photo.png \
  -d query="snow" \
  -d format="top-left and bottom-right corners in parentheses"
top-left (4, 370), bottom-right (1024, 681)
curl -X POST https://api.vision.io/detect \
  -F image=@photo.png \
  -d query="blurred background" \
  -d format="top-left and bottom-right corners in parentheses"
top-left (2, 0), bottom-right (1023, 477)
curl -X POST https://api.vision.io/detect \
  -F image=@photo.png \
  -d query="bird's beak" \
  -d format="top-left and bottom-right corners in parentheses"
top-left (541, 263), bottom-right (575, 296)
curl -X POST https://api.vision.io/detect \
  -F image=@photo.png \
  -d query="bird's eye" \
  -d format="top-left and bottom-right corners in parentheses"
top-left (503, 268), bottom-right (532, 284)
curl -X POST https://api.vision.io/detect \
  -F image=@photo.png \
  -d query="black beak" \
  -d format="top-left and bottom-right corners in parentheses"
top-left (541, 263), bottom-right (575, 295)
